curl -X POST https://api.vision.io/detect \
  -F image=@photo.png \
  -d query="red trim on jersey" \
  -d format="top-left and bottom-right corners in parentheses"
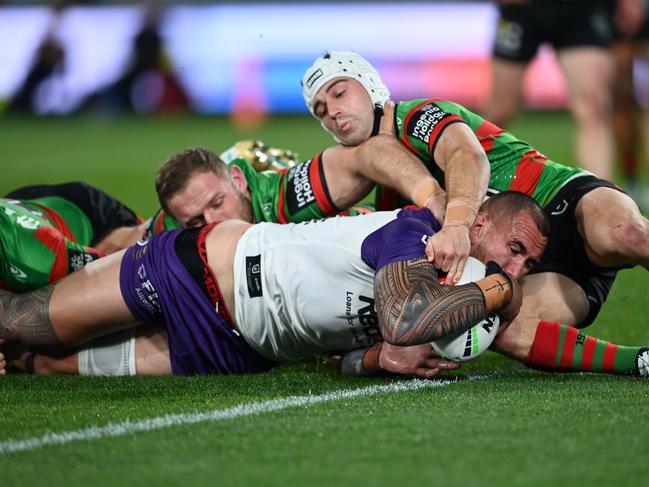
top-left (376, 186), bottom-right (400, 211)
top-left (558, 325), bottom-right (578, 369)
top-left (400, 100), bottom-right (433, 153)
top-left (85, 245), bottom-right (104, 258)
top-left (475, 120), bottom-right (504, 154)
top-left (508, 150), bottom-right (548, 196)
top-left (581, 335), bottom-right (598, 370)
top-left (276, 170), bottom-right (289, 224)
top-left (196, 221), bottom-right (235, 327)
top-left (155, 211), bottom-right (166, 234)
top-left (426, 115), bottom-right (464, 155)
top-left (400, 99), bottom-right (464, 157)
top-left (602, 343), bottom-right (618, 372)
top-left (33, 204), bottom-right (76, 242)
top-left (309, 153), bottom-right (336, 216)
top-left (351, 206), bottom-right (373, 214)
top-left (34, 226), bottom-right (69, 282)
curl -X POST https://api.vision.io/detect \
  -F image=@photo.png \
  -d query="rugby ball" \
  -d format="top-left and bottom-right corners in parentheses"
top-left (430, 257), bottom-right (500, 362)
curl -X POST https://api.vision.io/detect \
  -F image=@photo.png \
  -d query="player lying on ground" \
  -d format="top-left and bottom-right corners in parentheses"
top-left (0, 191), bottom-right (547, 377)
top-left (146, 137), bottom-right (447, 235)
top-left (0, 136), bottom-right (449, 375)
top-left (301, 51), bottom-right (649, 377)
top-left (1, 182), bottom-right (146, 292)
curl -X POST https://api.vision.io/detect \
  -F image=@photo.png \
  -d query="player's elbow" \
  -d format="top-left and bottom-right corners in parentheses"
top-left (379, 317), bottom-right (416, 347)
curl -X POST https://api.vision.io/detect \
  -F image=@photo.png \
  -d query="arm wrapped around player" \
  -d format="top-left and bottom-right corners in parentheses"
top-left (375, 256), bottom-right (514, 346)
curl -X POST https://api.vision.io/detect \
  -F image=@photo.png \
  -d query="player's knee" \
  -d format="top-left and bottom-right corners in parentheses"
top-left (78, 329), bottom-right (136, 376)
top-left (571, 89), bottom-right (611, 122)
top-left (490, 322), bottom-right (532, 362)
top-left (609, 218), bottom-right (649, 257)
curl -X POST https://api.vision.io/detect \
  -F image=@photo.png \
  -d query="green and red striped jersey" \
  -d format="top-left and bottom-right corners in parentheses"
top-left (0, 198), bottom-right (102, 292)
top-left (146, 156), bottom-right (371, 237)
top-left (379, 99), bottom-right (585, 210)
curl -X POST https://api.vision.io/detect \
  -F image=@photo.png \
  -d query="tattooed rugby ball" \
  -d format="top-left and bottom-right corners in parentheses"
top-left (431, 257), bottom-right (501, 362)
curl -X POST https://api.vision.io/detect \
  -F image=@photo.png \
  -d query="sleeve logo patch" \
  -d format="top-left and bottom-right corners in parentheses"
top-left (68, 250), bottom-right (99, 272)
top-left (407, 103), bottom-right (450, 145)
top-left (286, 159), bottom-right (316, 214)
top-left (246, 254), bottom-right (263, 298)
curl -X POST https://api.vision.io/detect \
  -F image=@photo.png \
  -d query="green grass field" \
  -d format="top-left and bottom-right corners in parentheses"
top-left (1, 112), bottom-right (648, 486)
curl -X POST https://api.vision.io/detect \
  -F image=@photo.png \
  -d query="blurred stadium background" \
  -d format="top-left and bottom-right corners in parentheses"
top-left (4, 0), bottom-right (648, 213)
top-left (0, 0), bottom-right (577, 115)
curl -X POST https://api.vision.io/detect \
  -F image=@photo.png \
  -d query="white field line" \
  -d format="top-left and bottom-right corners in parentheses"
top-left (0, 376), bottom-right (483, 455)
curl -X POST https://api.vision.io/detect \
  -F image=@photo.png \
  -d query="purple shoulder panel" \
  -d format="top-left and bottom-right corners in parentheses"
top-left (360, 207), bottom-right (441, 273)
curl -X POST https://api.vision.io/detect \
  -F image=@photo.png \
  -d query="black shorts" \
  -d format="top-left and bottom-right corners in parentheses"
top-left (5, 182), bottom-right (140, 246)
top-left (493, 1), bottom-right (616, 62)
top-left (529, 175), bottom-right (631, 327)
top-left (614, 7), bottom-right (649, 41)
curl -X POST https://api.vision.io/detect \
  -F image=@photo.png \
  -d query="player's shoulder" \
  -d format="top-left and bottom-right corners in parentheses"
top-left (396, 98), bottom-right (466, 113)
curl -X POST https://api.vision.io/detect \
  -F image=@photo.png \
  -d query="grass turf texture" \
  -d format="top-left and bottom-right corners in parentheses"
top-left (1, 112), bottom-right (648, 486)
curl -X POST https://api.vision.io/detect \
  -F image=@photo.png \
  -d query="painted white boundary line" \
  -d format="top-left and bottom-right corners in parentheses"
top-left (0, 377), bottom-right (482, 455)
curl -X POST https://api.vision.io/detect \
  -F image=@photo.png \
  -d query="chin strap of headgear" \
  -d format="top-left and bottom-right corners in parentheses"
top-left (370, 104), bottom-right (384, 137)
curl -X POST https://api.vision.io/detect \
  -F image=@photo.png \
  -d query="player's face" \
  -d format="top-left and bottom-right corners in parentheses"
top-left (470, 212), bottom-right (547, 280)
top-left (166, 168), bottom-right (254, 228)
top-left (312, 78), bottom-right (375, 145)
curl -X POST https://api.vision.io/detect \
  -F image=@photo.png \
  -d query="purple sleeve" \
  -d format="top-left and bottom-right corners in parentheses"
top-left (361, 207), bottom-right (441, 273)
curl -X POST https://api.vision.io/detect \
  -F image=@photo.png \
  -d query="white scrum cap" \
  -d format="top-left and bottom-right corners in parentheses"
top-left (301, 50), bottom-right (391, 116)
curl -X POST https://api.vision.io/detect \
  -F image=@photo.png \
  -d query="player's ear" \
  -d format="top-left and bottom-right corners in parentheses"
top-left (229, 165), bottom-right (248, 193)
top-left (469, 212), bottom-right (488, 244)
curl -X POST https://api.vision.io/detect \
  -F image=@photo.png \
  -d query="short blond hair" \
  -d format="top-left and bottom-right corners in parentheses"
top-left (155, 147), bottom-right (229, 214)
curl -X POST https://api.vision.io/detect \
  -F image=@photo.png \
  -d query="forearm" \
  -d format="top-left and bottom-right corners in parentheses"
top-left (434, 124), bottom-right (490, 228)
top-left (354, 135), bottom-right (441, 203)
top-left (376, 258), bottom-right (511, 346)
top-left (442, 148), bottom-right (488, 229)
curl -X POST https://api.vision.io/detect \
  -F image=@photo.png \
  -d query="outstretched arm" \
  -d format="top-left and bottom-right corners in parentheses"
top-left (375, 257), bottom-right (512, 346)
top-left (321, 135), bottom-right (446, 219)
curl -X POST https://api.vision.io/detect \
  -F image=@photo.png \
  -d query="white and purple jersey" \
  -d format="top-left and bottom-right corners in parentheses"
top-left (234, 208), bottom-right (441, 363)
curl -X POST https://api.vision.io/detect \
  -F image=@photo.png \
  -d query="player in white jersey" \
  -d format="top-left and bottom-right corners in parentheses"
top-left (235, 212), bottom-right (396, 362)
top-left (0, 192), bottom-right (548, 377)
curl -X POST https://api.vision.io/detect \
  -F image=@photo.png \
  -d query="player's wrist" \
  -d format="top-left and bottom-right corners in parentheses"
top-left (474, 262), bottom-right (513, 313)
top-left (443, 199), bottom-right (478, 229)
top-left (411, 178), bottom-right (444, 209)
top-left (362, 342), bottom-right (384, 375)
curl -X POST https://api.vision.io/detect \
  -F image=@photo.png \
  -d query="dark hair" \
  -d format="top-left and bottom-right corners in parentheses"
top-left (155, 147), bottom-right (229, 214)
top-left (479, 191), bottom-right (550, 238)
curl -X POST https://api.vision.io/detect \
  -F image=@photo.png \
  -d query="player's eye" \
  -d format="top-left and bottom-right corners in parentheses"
top-left (525, 259), bottom-right (537, 270)
top-left (187, 216), bottom-right (205, 228)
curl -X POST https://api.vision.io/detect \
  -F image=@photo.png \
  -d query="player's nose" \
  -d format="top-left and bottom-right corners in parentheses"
top-left (203, 208), bottom-right (221, 224)
top-left (328, 100), bottom-right (342, 118)
top-left (504, 259), bottom-right (526, 280)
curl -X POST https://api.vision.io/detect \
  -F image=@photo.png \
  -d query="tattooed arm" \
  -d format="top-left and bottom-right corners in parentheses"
top-left (375, 257), bottom-right (512, 346)
top-left (0, 286), bottom-right (62, 347)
